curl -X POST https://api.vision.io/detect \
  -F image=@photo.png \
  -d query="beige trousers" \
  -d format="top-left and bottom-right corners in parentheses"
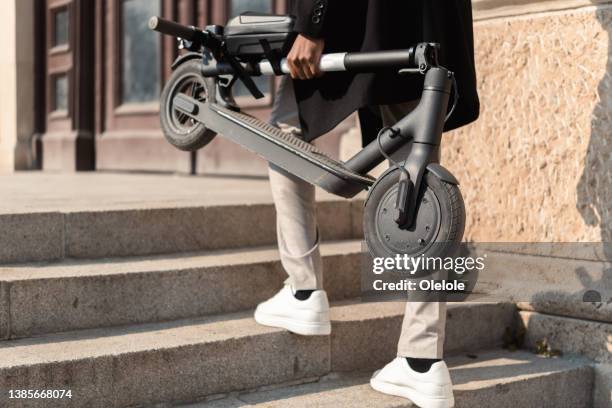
top-left (268, 77), bottom-right (446, 359)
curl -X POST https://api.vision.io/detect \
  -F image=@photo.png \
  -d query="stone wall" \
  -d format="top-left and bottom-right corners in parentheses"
top-left (434, 9), bottom-right (611, 403)
top-left (443, 1), bottom-right (611, 243)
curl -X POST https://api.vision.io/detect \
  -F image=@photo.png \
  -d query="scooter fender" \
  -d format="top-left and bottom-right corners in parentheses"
top-left (426, 163), bottom-right (460, 185)
top-left (171, 52), bottom-right (203, 70)
top-left (365, 163), bottom-right (459, 204)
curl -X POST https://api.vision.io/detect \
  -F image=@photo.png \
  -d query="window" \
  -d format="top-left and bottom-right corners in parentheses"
top-left (229, 0), bottom-right (273, 99)
top-left (52, 74), bottom-right (69, 112)
top-left (52, 8), bottom-right (69, 47)
top-left (230, 0), bottom-right (272, 16)
top-left (121, 0), bottom-right (160, 104)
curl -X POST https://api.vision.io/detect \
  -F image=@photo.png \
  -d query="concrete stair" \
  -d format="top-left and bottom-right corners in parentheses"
top-left (0, 199), bottom-right (362, 263)
top-left (0, 302), bottom-right (517, 408)
top-left (184, 350), bottom-right (593, 408)
top-left (0, 174), bottom-right (602, 407)
top-left (0, 240), bottom-right (517, 343)
top-left (0, 241), bottom-right (363, 339)
top-left (0, 173), bottom-right (365, 264)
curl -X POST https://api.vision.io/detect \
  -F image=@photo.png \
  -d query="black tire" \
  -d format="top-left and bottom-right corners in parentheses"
top-left (363, 169), bottom-right (465, 261)
top-left (160, 59), bottom-right (217, 151)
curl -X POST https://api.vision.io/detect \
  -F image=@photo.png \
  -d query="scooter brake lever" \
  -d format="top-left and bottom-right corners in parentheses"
top-left (398, 66), bottom-right (427, 75)
top-left (398, 68), bottom-right (421, 75)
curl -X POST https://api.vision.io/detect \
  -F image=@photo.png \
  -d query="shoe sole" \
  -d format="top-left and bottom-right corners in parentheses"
top-left (254, 310), bottom-right (331, 336)
top-left (370, 377), bottom-right (454, 408)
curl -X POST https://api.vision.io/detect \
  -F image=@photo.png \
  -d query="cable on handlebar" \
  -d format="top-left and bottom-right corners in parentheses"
top-left (445, 74), bottom-right (459, 123)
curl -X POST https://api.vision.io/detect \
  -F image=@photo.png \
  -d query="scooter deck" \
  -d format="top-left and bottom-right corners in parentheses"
top-left (176, 93), bottom-right (375, 198)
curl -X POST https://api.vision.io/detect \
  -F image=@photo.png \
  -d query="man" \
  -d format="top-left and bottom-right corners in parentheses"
top-left (253, 2), bottom-right (479, 407)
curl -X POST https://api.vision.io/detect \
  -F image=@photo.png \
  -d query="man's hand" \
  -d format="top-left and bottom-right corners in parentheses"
top-left (287, 34), bottom-right (325, 80)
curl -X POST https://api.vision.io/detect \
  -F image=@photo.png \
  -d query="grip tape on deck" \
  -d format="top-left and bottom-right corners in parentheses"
top-left (215, 105), bottom-right (374, 186)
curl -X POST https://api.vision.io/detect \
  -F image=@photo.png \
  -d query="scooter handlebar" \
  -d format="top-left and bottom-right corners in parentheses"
top-left (149, 17), bottom-right (431, 75)
top-left (204, 49), bottom-right (418, 77)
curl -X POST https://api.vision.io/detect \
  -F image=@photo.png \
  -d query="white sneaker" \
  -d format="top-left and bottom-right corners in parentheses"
top-left (370, 357), bottom-right (454, 408)
top-left (254, 285), bottom-right (331, 335)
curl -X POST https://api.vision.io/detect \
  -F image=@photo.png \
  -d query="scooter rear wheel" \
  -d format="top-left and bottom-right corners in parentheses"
top-left (364, 169), bottom-right (465, 261)
top-left (160, 60), bottom-right (217, 151)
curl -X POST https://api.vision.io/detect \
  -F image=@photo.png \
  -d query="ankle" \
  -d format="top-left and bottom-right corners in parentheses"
top-left (293, 289), bottom-right (316, 300)
top-left (405, 357), bottom-right (441, 373)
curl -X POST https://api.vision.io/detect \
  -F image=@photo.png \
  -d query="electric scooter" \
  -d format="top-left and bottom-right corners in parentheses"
top-left (149, 13), bottom-right (465, 261)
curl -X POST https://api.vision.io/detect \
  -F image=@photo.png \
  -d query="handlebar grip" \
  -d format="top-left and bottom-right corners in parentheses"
top-left (344, 50), bottom-right (415, 72)
top-left (148, 16), bottom-right (198, 42)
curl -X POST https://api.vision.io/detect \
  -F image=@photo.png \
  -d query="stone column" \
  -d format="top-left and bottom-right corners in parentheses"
top-left (41, 0), bottom-right (95, 171)
top-left (0, 0), bottom-right (37, 173)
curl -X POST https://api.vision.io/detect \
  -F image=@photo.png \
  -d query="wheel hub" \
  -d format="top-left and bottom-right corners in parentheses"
top-left (168, 73), bottom-right (207, 134)
top-left (372, 182), bottom-right (441, 257)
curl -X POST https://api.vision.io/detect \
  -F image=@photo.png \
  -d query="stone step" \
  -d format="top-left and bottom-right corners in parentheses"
top-left (467, 246), bottom-right (611, 323)
top-left (519, 310), bottom-right (611, 364)
top-left (519, 310), bottom-right (612, 406)
top-left (185, 350), bottom-right (594, 408)
top-left (0, 241), bottom-right (515, 343)
top-left (0, 301), bottom-right (515, 408)
top-left (0, 196), bottom-right (363, 264)
top-left (0, 241), bottom-right (363, 339)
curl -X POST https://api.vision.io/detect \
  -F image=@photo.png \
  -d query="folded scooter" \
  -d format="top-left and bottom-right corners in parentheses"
top-left (149, 13), bottom-right (465, 262)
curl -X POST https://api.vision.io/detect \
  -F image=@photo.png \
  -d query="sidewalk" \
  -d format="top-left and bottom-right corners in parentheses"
top-left (0, 171), bottom-right (351, 214)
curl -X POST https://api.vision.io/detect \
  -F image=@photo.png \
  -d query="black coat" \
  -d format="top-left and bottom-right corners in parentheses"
top-left (287, 0), bottom-right (480, 144)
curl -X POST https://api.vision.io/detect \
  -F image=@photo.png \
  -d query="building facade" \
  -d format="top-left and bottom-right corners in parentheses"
top-left (5, 0), bottom-right (306, 174)
top-left (0, 0), bottom-right (611, 246)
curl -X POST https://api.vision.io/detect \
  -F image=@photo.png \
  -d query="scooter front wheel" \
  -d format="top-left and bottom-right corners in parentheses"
top-left (160, 60), bottom-right (217, 151)
top-left (363, 169), bottom-right (465, 261)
